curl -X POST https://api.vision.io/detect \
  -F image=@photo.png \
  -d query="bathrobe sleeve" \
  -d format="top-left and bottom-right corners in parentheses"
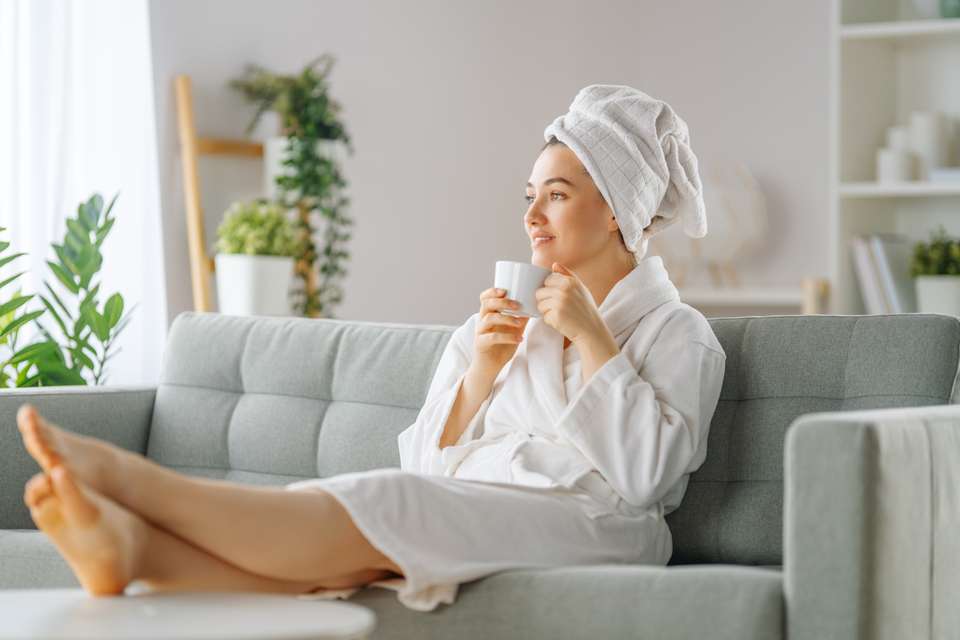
top-left (555, 311), bottom-right (726, 509)
top-left (397, 313), bottom-right (494, 476)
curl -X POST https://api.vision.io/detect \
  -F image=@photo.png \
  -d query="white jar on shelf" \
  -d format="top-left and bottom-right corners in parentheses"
top-left (876, 147), bottom-right (914, 182)
top-left (909, 110), bottom-right (949, 180)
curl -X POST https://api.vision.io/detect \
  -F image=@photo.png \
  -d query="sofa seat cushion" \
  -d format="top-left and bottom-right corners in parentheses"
top-left (2, 532), bottom-right (783, 640)
top-left (347, 564), bottom-right (784, 640)
top-left (0, 530), bottom-right (77, 588)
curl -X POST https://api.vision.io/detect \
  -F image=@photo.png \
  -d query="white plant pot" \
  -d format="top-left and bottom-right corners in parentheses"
top-left (915, 275), bottom-right (960, 316)
top-left (215, 254), bottom-right (295, 317)
top-left (263, 137), bottom-right (348, 201)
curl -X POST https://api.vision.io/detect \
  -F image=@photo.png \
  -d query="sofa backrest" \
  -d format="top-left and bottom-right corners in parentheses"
top-left (150, 312), bottom-right (960, 566)
top-left (666, 314), bottom-right (960, 565)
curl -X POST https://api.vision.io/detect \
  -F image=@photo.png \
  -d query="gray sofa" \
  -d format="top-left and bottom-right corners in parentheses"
top-left (2, 311), bottom-right (958, 639)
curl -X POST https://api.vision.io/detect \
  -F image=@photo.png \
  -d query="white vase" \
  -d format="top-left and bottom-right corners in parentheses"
top-left (915, 275), bottom-right (960, 316)
top-left (263, 137), bottom-right (347, 201)
top-left (215, 254), bottom-right (295, 317)
top-left (909, 111), bottom-right (948, 180)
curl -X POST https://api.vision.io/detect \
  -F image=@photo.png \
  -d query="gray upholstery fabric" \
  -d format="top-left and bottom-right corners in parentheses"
top-left (785, 405), bottom-right (960, 640)
top-left (666, 314), bottom-right (960, 565)
top-left (0, 530), bottom-right (77, 589)
top-left (0, 386), bottom-right (155, 529)
top-left (349, 565), bottom-right (784, 640)
top-left (2, 310), bottom-right (959, 640)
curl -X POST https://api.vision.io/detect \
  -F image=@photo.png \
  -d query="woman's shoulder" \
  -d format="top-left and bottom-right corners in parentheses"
top-left (640, 300), bottom-right (726, 359)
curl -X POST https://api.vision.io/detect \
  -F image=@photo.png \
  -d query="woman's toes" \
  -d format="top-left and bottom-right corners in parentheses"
top-left (30, 466), bottom-right (138, 596)
top-left (51, 466), bottom-right (99, 527)
top-left (23, 473), bottom-right (54, 509)
top-left (17, 404), bottom-right (62, 473)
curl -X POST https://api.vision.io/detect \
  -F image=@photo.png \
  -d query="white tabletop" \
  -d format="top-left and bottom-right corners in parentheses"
top-left (0, 589), bottom-right (376, 639)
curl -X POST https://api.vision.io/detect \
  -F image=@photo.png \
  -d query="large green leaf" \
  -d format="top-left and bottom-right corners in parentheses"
top-left (0, 310), bottom-right (44, 341)
top-left (0, 251), bottom-right (27, 271)
top-left (9, 342), bottom-right (58, 365)
top-left (104, 293), bottom-right (123, 328)
top-left (51, 243), bottom-right (82, 276)
top-left (80, 304), bottom-right (109, 342)
top-left (47, 261), bottom-right (79, 294)
top-left (39, 295), bottom-right (69, 337)
top-left (0, 294), bottom-right (32, 318)
top-left (94, 217), bottom-right (115, 248)
top-left (0, 270), bottom-right (26, 292)
top-left (66, 218), bottom-right (90, 246)
top-left (43, 282), bottom-right (73, 319)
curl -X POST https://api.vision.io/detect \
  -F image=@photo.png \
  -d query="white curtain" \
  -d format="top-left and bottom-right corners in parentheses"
top-left (0, 0), bottom-right (166, 386)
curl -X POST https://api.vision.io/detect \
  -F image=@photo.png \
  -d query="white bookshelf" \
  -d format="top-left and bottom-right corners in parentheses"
top-left (830, 0), bottom-right (960, 314)
top-left (679, 286), bottom-right (804, 307)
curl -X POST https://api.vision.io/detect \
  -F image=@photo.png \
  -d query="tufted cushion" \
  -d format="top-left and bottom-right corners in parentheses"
top-left (666, 314), bottom-right (960, 565)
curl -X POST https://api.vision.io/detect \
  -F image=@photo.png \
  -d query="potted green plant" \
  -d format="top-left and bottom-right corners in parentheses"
top-left (213, 199), bottom-right (301, 317)
top-left (910, 224), bottom-right (960, 316)
top-left (229, 53), bottom-right (354, 319)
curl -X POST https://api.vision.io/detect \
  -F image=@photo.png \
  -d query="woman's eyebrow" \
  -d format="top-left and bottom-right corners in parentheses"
top-left (525, 177), bottom-right (576, 189)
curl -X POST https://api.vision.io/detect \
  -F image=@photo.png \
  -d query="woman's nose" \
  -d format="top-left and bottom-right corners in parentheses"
top-left (524, 200), bottom-right (547, 226)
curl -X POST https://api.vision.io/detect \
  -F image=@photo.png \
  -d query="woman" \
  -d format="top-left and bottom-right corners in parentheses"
top-left (17, 84), bottom-right (726, 612)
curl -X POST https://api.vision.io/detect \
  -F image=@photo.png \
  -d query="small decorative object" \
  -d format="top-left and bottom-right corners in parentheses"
top-left (229, 54), bottom-right (354, 318)
top-left (942, 0), bottom-right (960, 18)
top-left (909, 110), bottom-right (949, 180)
top-left (876, 148), bottom-right (914, 182)
top-left (910, 224), bottom-right (960, 316)
top-left (649, 160), bottom-right (767, 287)
top-left (213, 199), bottom-right (301, 317)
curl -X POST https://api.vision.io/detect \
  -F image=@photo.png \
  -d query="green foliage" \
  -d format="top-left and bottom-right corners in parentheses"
top-left (0, 229), bottom-right (47, 388)
top-left (911, 225), bottom-right (960, 277)
top-left (214, 200), bottom-right (301, 257)
top-left (34, 192), bottom-right (136, 385)
top-left (230, 54), bottom-right (353, 318)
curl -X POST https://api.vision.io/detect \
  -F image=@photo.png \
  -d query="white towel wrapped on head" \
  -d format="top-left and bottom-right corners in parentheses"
top-left (543, 84), bottom-right (707, 260)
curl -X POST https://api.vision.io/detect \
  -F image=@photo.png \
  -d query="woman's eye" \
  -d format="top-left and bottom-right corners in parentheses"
top-left (524, 192), bottom-right (565, 203)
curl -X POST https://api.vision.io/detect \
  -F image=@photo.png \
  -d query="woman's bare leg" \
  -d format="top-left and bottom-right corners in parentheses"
top-left (23, 469), bottom-right (394, 596)
top-left (17, 404), bottom-right (403, 583)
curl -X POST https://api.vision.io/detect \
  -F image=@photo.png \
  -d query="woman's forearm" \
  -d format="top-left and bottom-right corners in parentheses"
top-left (438, 364), bottom-right (497, 449)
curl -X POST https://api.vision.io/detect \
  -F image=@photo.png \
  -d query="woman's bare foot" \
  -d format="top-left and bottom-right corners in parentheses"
top-left (24, 465), bottom-right (146, 596)
top-left (17, 404), bottom-right (116, 496)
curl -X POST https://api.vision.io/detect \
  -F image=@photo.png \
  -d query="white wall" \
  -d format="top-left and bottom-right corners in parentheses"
top-left (149, 0), bottom-right (830, 328)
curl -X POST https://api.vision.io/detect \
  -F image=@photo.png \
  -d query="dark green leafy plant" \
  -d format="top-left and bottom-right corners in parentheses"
top-left (34, 193), bottom-right (137, 385)
top-left (0, 228), bottom-right (49, 387)
top-left (230, 54), bottom-right (354, 318)
top-left (911, 225), bottom-right (960, 277)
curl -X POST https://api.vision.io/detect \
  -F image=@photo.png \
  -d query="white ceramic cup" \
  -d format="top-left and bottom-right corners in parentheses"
top-left (494, 261), bottom-right (552, 317)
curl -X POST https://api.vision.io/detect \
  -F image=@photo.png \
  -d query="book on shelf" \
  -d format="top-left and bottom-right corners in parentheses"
top-left (850, 233), bottom-right (917, 314)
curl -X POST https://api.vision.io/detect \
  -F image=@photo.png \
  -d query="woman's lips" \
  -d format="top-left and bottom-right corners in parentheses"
top-left (532, 236), bottom-right (554, 247)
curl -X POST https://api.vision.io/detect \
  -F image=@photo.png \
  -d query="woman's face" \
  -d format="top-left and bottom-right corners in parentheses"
top-left (524, 144), bottom-right (618, 270)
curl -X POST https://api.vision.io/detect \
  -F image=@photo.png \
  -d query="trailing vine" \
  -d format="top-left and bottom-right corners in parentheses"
top-left (230, 54), bottom-right (354, 318)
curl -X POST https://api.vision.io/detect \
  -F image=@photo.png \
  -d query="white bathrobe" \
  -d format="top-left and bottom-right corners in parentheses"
top-left (286, 255), bottom-right (727, 611)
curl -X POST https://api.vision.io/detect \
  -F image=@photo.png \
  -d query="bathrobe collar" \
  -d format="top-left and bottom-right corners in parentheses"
top-left (523, 254), bottom-right (680, 424)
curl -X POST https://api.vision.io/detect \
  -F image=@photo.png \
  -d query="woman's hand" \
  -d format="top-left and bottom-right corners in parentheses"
top-left (471, 287), bottom-right (530, 377)
top-left (534, 262), bottom-right (611, 347)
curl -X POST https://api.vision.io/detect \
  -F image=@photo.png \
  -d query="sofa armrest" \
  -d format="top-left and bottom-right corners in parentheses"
top-left (0, 386), bottom-right (156, 530)
top-left (784, 404), bottom-right (960, 640)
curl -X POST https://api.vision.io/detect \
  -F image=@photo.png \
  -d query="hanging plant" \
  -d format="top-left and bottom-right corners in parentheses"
top-left (229, 54), bottom-right (354, 318)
